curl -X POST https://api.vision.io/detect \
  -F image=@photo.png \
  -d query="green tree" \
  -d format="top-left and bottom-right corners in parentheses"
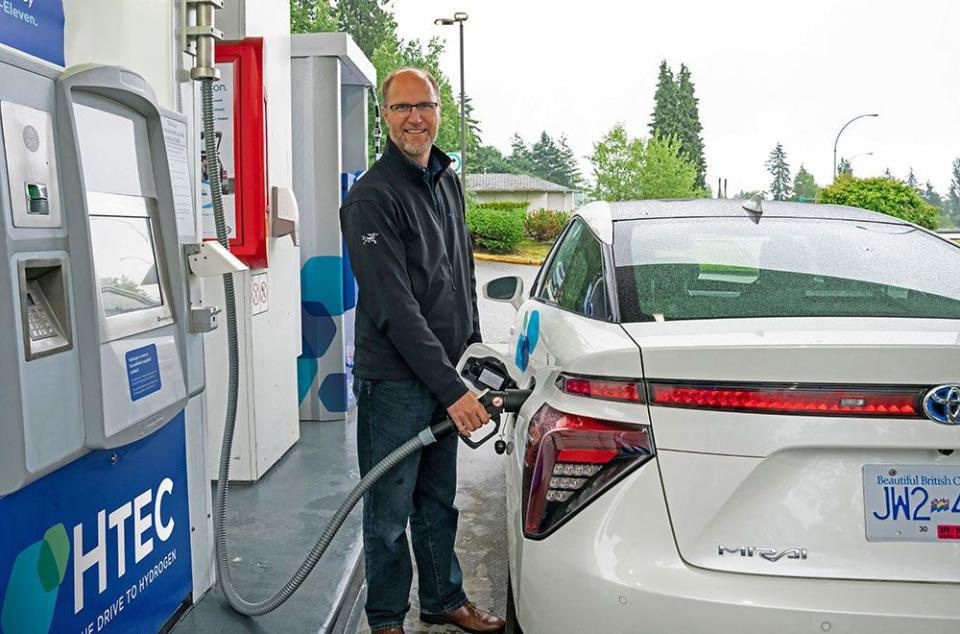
top-left (641, 135), bottom-right (701, 199)
top-left (588, 125), bottom-right (701, 201)
top-left (906, 167), bottom-right (919, 192)
top-left (505, 133), bottom-right (533, 174)
top-left (290, 0), bottom-right (336, 33)
top-left (837, 158), bottom-right (852, 177)
top-left (556, 135), bottom-right (585, 189)
top-left (792, 164), bottom-right (817, 201)
top-left (946, 158), bottom-right (960, 224)
top-left (649, 61), bottom-right (678, 140)
top-left (765, 142), bottom-right (791, 201)
top-left (589, 124), bottom-right (643, 200)
top-left (471, 145), bottom-right (521, 174)
top-left (650, 61), bottom-right (707, 190)
top-left (524, 131), bottom-right (584, 189)
top-left (922, 181), bottom-right (943, 209)
top-left (818, 175), bottom-right (938, 229)
top-left (336, 0), bottom-right (397, 58)
top-left (675, 64), bottom-right (707, 189)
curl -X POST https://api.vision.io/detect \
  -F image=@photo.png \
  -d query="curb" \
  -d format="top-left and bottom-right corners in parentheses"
top-left (474, 252), bottom-right (544, 266)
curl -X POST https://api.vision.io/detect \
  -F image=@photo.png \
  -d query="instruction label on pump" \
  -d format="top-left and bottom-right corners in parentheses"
top-left (125, 344), bottom-right (162, 402)
top-left (162, 116), bottom-right (196, 240)
top-left (200, 62), bottom-right (237, 240)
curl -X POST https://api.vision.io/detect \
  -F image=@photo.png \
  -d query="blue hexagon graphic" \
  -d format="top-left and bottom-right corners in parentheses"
top-left (319, 373), bottom-right (349, 413)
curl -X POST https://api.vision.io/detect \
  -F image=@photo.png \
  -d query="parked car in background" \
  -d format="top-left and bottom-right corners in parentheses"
top-left (459, 199), bottom-right (960, 633)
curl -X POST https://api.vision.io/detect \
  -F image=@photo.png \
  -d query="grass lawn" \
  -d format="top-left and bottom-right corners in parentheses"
top-left (475, 239), bottom-right (553, 264)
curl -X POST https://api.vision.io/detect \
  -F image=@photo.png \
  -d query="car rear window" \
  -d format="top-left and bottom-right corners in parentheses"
top-left (613, 217), bottom-right (960, 322)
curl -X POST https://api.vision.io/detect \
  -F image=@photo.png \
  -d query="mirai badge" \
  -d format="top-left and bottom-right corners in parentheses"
top-left (922, 385), bottom-right (960, 425)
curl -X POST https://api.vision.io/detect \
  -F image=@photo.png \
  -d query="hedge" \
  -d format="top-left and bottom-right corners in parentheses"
top-left (470, 201), bottom-right (529, 214)
top-left (466, 205), bottom-right (525, 253)
top-left (817, 175), bottom-right (939, 229)
top-left (525, 209), bottom-right (570, 242)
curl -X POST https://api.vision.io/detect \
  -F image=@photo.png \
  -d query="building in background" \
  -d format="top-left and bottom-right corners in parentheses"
top-left (468, 173), bottom-right (577, 211)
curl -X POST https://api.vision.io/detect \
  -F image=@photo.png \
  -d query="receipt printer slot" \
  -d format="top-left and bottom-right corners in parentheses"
top-left (19, 258), bottom-right (71, 360)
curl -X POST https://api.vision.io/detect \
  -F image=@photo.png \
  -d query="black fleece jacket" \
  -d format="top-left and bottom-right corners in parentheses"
top-left (340, 138), bottom-right (481, 408)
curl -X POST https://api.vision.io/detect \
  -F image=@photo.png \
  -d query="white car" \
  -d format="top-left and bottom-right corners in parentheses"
top-left (458, 199), bottom-right (960, 634)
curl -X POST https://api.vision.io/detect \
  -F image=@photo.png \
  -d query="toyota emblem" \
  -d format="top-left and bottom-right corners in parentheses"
top-left (922, 385), bottom-right (960, 425)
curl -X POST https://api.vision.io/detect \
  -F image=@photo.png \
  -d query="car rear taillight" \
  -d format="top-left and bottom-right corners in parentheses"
top-left (648, 382), bottom-right (921, 416)
top-left (558, 374), bottom-right (644, 402)
top-left (522, 404), bottom-right (654, 539)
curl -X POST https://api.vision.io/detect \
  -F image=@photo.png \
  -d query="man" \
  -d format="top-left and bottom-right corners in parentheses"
top-left (340, 68), bottom-right (505, 634)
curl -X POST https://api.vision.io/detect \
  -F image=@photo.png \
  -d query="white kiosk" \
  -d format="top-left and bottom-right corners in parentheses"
top-left (291, 33), bottom-right (376, 422)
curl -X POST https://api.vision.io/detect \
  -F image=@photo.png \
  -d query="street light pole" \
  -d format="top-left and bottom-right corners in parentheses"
top-left (833, 113), bottom-right (878, 180)
top-left (434, 12), bottom-right (469, 193)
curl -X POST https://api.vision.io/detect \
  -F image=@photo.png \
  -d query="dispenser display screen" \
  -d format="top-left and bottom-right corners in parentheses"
top-left (88, 216), bottom-right (163, 317)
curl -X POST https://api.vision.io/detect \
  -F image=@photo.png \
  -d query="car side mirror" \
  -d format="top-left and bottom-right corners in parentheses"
top-left (483, 275), bottom-right (524, 312)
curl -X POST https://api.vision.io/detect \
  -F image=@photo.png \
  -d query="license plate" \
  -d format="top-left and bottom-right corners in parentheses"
top-left (863, 465), bottom-right (960, 542)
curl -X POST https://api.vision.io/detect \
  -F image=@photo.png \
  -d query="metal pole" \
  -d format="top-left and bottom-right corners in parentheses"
top-left (458, 20), bottom-right (466, 193)
top-left (833, 113), bottom-right (878, 180)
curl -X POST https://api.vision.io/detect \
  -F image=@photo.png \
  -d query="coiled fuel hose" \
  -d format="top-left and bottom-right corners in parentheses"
top-left (202, 78), bottom-right (477, 616)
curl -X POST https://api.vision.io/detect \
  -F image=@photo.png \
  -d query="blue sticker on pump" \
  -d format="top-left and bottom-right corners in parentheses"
top-left (126, 344), bottom-right (162, 401)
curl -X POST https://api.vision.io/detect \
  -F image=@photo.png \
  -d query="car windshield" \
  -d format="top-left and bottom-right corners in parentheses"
top-left (613, 217), bottom-right (960, 322)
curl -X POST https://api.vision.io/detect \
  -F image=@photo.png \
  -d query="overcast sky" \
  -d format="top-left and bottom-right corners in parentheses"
top-left (391, 0), bottom-right (960, 195)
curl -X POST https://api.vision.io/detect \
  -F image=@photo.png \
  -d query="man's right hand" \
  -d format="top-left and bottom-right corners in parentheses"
top-left (447, 391), bottom-right (490, 437)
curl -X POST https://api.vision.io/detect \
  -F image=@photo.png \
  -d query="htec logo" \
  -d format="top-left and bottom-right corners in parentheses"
top-left (72, 477), bottom-right (177, 613)
top-left (0, 477), bottom-right (177, 634)
top-left (1, 524), bottom-right (69, 634)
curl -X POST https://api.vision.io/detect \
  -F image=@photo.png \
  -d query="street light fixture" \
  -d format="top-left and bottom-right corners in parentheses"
top-left (833, 113), bottom-right (878, 179)
top-left (434, 12), bottom-right (468, 192)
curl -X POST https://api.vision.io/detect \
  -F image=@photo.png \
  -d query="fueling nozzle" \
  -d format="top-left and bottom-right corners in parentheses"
top-left (428, 388), bottom-right (533, 449)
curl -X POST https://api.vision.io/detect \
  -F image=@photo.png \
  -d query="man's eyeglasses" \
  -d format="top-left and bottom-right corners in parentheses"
top-left (387, 102), bottom-right (439, 114)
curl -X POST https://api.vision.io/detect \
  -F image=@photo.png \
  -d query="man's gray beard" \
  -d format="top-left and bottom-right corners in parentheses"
top-left (392, 133), bottom-right (435, 158)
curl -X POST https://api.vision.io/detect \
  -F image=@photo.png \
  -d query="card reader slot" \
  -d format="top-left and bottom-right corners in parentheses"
top-left (18, 258), bottom-right (72, 360)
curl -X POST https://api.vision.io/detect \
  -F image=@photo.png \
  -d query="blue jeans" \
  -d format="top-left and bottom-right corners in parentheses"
top-left (354, 377), bottom-right (468, 629)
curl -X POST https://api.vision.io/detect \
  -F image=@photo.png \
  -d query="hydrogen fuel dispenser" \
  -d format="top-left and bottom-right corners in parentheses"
top-left (0, 57), bottom-right (195, 492)
top-left (0, 50), bottom-right (204, 633)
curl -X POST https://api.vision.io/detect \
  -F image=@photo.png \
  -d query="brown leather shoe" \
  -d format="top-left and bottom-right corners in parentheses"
top-left (420, 601), bottom-right (505, 633)
top-left (371, 627), bottom-right (404, 634)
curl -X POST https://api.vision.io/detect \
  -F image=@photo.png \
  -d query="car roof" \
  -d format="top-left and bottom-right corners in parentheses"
top-left (607, 198), bottom-right (906, 224)
top-left (574, 199), bottom-right (910, 245)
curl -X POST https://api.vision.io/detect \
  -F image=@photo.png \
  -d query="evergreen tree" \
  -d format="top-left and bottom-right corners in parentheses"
top-left (649, 61), bottom-right (678, 139)
top-left (501, 132), bottom-right (583, 189)
top-left (528, 132), bottom-right (584, 189)
top-left (792, 164), bottom-right (817, 201)
top-left (471, 145), bottom-right (521, 174)
top-left (946, 158), bottom-right (960, 223)
top-left (883, 168), bottom-right (893, 178)
top-left (922, 181), bottom-right (943, 209)
top-left (649, 61), bottom-right (707, 190)
top-left (557, 135), bottom-right (584, 189)
top-left (508, 133), bottom-right (534, 174)
top-left (530, 132), bottom-right (561, 183)
top-left (906, 167), bottom-right (919, 192)
top-left (765, 142), bottom-right (792, 201)
top-left (674, 64), bottom-right (707, 189)
top-left (836, 158), bottom-right (852, 177)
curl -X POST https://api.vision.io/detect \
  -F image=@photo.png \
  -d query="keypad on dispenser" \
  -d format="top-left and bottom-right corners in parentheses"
top-left (27, 303), bottom-right (57, 340)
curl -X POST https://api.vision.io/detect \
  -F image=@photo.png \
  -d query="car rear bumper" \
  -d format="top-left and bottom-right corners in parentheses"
top-left (515, 460), bottom-right (960, 634)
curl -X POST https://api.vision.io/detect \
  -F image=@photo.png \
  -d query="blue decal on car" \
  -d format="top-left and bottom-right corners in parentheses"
top-left (515, 310), bottom-right (541, 372)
